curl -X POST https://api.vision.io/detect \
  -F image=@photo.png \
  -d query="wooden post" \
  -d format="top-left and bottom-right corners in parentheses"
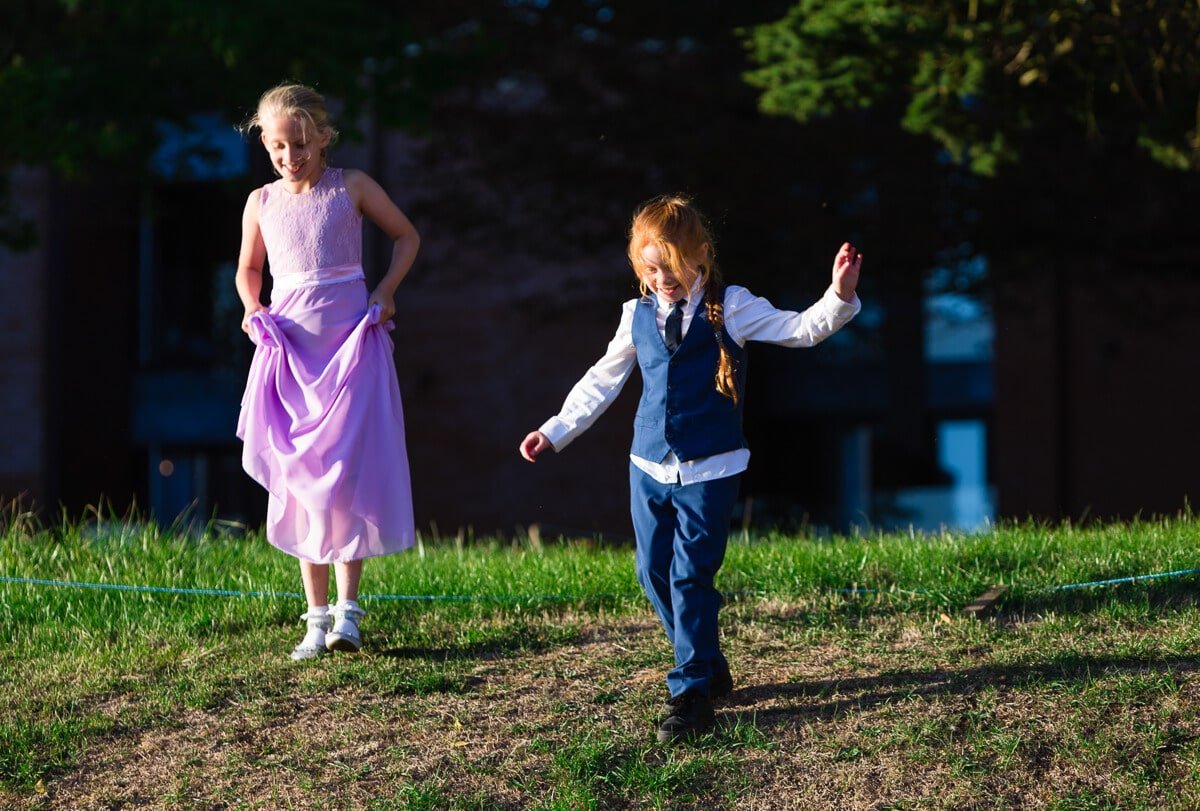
top-left (962, 585), bottom-right (1007, 618)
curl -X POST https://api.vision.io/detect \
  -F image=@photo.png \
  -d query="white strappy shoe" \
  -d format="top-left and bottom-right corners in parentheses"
top-left (326, 600), bottom-right (365, 653)
top-left (290, 606), bottom-right (332, 661)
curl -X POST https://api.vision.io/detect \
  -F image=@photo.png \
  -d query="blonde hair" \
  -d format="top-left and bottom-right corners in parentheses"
top-left (627, 195), bottom-right (739, 404)
top-left (243, 83), bottom-right (339, 165)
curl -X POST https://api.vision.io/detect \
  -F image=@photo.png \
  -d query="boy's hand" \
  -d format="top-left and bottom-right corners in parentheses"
top-left (519, 431), bottom-right (553, 462)
top-left (833, 242), bottom-right (862, 303)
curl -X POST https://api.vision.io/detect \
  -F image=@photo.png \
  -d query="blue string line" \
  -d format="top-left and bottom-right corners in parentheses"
top-left (4, 566), bottom-right (1200, 604)
top-left (1052, 566), bottom-right (1200, 591)
top-left (0, 575), bottom-right (304, 600)
top-left (0, 575), bottom-right (609, 604)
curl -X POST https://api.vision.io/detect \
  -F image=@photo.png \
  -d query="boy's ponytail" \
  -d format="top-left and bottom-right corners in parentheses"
top-left (704, 273), bottom-right (739, 406)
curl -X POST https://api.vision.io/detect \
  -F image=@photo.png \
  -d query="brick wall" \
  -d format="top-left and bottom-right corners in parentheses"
top-left (995, 272), bottom-right (1200, 521)
top-left (0, 167), bottom-right (49, 508)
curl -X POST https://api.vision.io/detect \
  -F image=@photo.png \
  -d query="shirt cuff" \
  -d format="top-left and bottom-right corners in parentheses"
top-left (538, 417), bottom-right (573, 452)
top-left (822, 285), bottom-right (861, 318)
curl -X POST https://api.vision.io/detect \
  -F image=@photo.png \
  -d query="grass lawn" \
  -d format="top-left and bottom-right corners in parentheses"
top-left (4, 512), bottom-right (1200, 809)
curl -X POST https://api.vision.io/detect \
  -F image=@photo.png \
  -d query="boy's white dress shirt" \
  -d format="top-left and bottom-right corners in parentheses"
top-left (539, 280), bottom-right (861, 485)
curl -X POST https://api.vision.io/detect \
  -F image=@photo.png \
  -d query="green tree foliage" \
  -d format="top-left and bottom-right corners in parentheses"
top-left (0, 0), bottom-right (478, 245)
top-left (742, 0), bottom-right (1200, 175)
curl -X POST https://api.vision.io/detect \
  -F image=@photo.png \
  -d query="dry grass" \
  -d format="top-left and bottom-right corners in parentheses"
top-left (10, 599), bottom-right (1200, 811)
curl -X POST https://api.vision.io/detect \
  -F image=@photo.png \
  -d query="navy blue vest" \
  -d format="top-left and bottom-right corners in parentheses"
top-left (630, 295), bottom-right (747, 463)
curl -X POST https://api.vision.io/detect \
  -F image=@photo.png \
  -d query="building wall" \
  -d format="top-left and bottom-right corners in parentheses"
top-left (29, 132), bottom-right (1200, 532)
top-left (0, 169), bottom-right (140, 515)
top-left (52, 176), bottom-right (140, 512)
top-left (995, 273), bottom-right (1200, 521)
top-left (0, 167), bottom-right (50, 508)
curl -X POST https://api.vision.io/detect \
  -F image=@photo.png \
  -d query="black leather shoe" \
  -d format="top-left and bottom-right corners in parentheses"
top-left (662, 668), bottom-right (733, 713)
top-left (657, 692), bottom-right (715, 743)
top-left (711, 667), bottom-right (734, 702)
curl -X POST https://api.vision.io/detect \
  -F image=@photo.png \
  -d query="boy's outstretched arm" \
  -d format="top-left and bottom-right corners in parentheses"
top-left (519, 431), bottom-right (554, 463)
top-left (517, 300), bottom-right (640, 463)
top-left (833, 242), bottom-right (863, 303)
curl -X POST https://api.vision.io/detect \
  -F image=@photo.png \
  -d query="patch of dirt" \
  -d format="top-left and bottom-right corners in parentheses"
top-left (20, 610), bottom-right (1200, 810)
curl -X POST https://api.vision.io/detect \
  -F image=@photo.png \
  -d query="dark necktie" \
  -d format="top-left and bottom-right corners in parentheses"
top-left (664, 299), bottom-right (685, 352)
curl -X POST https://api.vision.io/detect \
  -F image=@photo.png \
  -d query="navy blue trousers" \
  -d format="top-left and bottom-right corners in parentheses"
top-left (630, 463), bottom-right (741, 698)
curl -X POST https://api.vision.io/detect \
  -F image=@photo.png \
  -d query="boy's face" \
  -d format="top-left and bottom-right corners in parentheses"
top-left (260, 114), bottom-right (329, 185)
top-left (639, 243), bottom-right (697, 303)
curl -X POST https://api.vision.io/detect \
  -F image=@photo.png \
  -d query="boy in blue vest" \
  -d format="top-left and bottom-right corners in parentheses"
top-left (520, 195), bottom-right (862, 742)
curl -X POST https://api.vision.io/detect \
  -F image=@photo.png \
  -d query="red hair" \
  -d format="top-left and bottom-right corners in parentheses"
top-left (627, 195), bottom-right (738, 404)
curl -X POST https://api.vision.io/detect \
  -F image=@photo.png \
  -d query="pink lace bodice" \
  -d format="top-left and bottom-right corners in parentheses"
top-left (259, 167), bottom-right (362, 283)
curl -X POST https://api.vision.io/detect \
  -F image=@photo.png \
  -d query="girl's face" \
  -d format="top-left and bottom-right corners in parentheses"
top-left (639, 242), bottom-right (703, 303)
top-left (260, 114), bottom-right (329, 186)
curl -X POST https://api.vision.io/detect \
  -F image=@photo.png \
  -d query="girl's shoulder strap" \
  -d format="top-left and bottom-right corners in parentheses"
top-left (331, 168), bottom-right (363, 206)
top-left (325, 166), bottom-right (351, 194)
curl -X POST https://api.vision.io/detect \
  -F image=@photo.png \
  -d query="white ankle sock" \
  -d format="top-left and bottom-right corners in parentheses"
top-left (300, 605), bottom-right (331, 645)
top-left (333, 599), bottom-right (363, 616)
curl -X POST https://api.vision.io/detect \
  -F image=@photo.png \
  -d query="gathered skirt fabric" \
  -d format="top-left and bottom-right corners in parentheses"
top-left (238, 279), bottom-right (415, 563)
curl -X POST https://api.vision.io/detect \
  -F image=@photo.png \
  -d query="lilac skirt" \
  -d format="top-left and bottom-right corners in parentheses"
top-left (238, 278), bottom-right (415, 563)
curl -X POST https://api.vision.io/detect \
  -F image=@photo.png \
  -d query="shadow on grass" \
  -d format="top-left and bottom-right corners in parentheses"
top-left (999, 582), bottom-right (1200, 618)
top-left (726, 653), bottom-right (1200, 730)
top-left (377, 640), bottom-right (561, 662)
top-left (375, 621), bottom-right (653, 662)
top-left (735, 579), bottom-right (1200, 627)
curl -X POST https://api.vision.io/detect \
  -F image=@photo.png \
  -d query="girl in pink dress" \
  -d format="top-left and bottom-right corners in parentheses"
top-left (235, 83), bottom-right (420, 660)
